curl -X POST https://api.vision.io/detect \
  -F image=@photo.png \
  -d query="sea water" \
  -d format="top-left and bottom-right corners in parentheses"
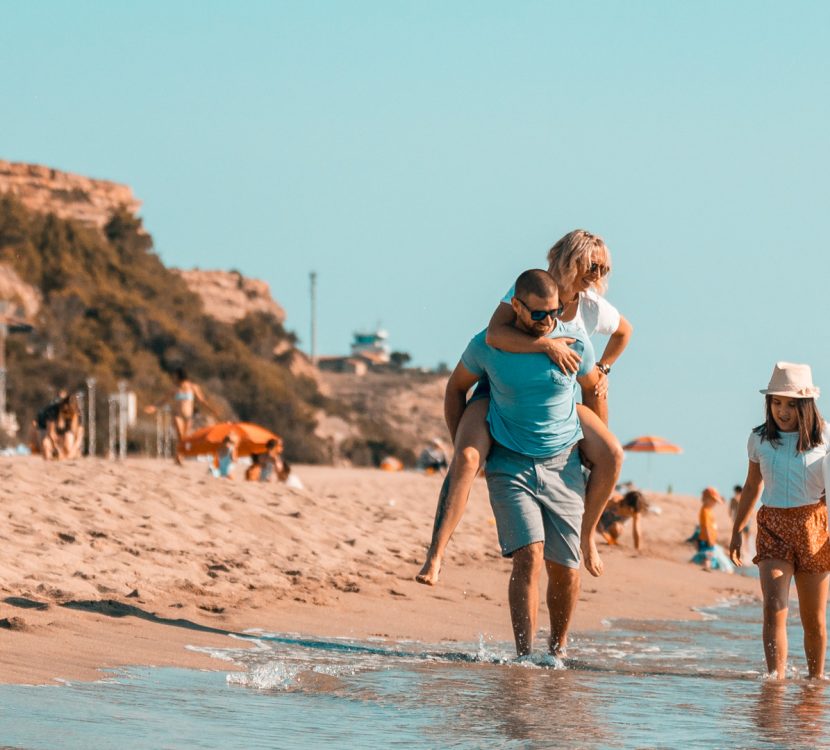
top-left (1, 601), bottom-right (828, 750)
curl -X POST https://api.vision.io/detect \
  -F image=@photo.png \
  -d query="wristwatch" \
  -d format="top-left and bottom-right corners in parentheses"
top-left (597, 363), bottom-right (611, 375)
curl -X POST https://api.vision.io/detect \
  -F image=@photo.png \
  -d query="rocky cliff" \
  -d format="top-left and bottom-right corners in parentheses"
top-left (0, 159), bottom-right (141, 230)
top-left (174, 269), bottom-right (286, 325)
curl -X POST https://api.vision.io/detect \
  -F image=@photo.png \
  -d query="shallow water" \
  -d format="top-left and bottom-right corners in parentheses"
top-left (2, 602), bottom-right (829, 750)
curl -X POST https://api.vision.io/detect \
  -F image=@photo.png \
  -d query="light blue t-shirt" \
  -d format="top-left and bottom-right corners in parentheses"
top-left (460, 326), bottom-right (596, 458)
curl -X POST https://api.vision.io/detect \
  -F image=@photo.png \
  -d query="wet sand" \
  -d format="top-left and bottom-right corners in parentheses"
top-left (0, 457), bottom-right (758, 684)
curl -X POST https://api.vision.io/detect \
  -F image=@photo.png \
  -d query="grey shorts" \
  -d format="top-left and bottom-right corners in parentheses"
top-left (485, 443), bottom-right (586, 569)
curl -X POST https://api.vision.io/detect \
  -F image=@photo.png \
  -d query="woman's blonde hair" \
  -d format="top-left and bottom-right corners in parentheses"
top-left (546, 229), bottom-right (612, 296)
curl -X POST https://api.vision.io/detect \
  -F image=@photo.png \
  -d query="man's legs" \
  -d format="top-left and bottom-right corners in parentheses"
top-left (545, 560), bottom-right (580, 655)
top-left (508, 542), bottom-right (544, 656)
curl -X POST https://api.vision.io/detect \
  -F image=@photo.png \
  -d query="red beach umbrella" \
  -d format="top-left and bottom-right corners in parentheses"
top-left (622, 435), bottom-right (683, 454)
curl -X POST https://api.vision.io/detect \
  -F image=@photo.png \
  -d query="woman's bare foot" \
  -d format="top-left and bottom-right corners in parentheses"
top-left (415, 554), bottom-right (441, 585)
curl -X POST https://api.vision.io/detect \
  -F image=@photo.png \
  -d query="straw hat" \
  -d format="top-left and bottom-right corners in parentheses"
top-left (702, 487), bottom-right (724, 504)
top-left (760, 362), bottom-right (820, 399)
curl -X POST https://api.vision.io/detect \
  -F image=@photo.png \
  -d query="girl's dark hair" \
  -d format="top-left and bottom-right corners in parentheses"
top-left (621, 490), bottom-right (647, 513)
top-left (174, 367), bottom-right (188, 382)
top-left (754, 395), bottom-right (824, 452)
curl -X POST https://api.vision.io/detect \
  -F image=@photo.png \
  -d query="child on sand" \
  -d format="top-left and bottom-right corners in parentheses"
top-left (690, 487), bottom-right (733, 572)
top-left (730, 362), bottom-right (830, 679)
top-left (211, 434), bottom-right (238, 479)
top-left (245, 452), bottom-right (262, 481)
top-left (597, 489), bottom-right (647, 550)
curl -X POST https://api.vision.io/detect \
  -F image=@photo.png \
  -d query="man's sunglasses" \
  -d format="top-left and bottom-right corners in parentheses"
top-left (517, 297), bottom-right (564, 321)
top-left (588, 262), bottom-right (610, 277)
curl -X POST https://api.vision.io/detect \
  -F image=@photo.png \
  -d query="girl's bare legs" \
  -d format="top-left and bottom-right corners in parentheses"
top-left (794, 570), bottom-right (830, 678)
top-left (416, 398), bottom-right (491, 585)
top-left (575, 405), bottom-right (624, 575)
top-left (759, 559), bottom-right (793, 678)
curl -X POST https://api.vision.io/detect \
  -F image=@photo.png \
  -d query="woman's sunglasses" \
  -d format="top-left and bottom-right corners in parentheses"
top-left (517, 297), bottom-right (564, 321)
top-left (588, 262), bottom-right (610, 277)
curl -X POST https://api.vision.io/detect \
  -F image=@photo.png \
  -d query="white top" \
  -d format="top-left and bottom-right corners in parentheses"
top-left (747, 424), bottom-right (830, 508)
top-left (501, 286), bottom-right (621, 338)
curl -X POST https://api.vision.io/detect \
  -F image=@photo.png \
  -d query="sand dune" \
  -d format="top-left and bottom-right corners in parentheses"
top-left (0, 457), bottom-right (758, 684)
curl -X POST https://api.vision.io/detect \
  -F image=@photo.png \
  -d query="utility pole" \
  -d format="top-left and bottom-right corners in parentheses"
top-left (309, 271), bottom-right (318, 366)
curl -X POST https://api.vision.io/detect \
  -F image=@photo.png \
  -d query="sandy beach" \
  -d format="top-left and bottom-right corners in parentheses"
top-left (0, 457), bottom-right (758, 685)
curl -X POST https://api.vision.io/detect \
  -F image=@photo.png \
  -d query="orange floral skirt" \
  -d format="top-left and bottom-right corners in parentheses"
top-left (753, 501), bottom-right (830, 573)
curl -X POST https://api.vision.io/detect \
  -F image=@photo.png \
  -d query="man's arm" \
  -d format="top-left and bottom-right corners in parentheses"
top-left (578, 367), bottom-right (608, 425)
top-left (485, 303), bottom-right (580, 374)
top-left (444, 361), bottom-right (480, 443)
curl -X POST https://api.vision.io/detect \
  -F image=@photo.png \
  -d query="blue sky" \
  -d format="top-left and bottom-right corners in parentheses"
top-left (2, 1), bottom-right (829, 495)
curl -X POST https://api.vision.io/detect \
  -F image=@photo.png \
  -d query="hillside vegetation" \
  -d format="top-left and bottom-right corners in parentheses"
top-left (0, 194), bottom-right (328, 461)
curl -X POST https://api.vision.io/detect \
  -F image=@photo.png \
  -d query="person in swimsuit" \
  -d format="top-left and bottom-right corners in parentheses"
top-left (146, 368), bottom-right (220, 463)
top-left (211, 433), bottom-right (238, 478)
top-left (417, 230), bottom-right (630, 585)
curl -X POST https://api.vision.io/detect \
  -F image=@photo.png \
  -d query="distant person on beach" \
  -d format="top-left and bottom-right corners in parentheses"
top-left (145, 368), bottom-right (220, 463)
top-left (728, 484), bottom-right (752, 548)
top-left (245, 452), bottom-right (263, 481)
top-left (55, 394), bottom-right (84, 459)
top-left (416, 438), bottom-right (449, 475)
top-left (690, 487), bottom-right (733, 572)
top-left (597, 489), bottom-right (647, 550)
top-left (730, 362), bottom-right (830, 679)
top-left (211, 433), bottom-right (239, 479)
top-left (417, 229), bottom-right (628, 586)
top-left (441, 269), bottom-right (611, 658)
top-left (259, 438), bottom-right (284, 482)
top-left (33, 391), bottom-right (72, 460)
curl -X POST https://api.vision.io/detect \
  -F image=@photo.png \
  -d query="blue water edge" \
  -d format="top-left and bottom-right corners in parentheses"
top-left (1, 602), bottom-right (829, 750)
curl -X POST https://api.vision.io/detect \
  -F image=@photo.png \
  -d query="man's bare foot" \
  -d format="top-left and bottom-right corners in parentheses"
top-left (581, 538), bottom-right (604, 577)
top-left (174, 454), bottom-right (184, 466)
top-left (415, 555), bottom-right (441, 585)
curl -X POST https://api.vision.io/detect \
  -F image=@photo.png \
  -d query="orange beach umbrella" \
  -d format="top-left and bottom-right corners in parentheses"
top-left (179, 421), bottom-right (282, 458)
top-left (622, 435), bottom-right (682, 454)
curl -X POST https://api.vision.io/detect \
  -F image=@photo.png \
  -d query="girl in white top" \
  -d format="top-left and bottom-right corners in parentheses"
top-left (417, 230), bottom-right (632, 585)
top-left (730, 362), bottom-right (830, 679)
